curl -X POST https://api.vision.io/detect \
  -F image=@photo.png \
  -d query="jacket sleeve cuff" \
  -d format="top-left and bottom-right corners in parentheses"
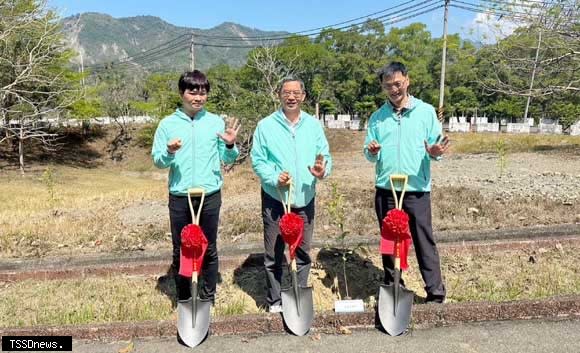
top-left (267, 173), bottom-right (279, 188)
top-left (364, 148), bottom-right (379, 162)
top-left (162, 150), bottom-right (176, 162)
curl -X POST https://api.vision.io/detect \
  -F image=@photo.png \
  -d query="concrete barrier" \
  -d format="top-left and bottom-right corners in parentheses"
top-left (475, 123), bottom-right (500, 133)
top-left (506, 123), bottom-right (530, 134)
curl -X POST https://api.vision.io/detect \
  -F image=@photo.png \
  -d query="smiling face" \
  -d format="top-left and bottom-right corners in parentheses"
top-left (381, 71), bottom-right (410, 108)
top-left (279, 80), bottom-right (305, 114)
top-left (180, 88), bottom-right (207, 117)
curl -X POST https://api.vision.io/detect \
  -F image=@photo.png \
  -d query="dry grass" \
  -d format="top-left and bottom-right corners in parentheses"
top-left (0, 167), bottom-right (168, 258)
top-left (1, 129), bottom-right (579, 258)
top-left (2, 242), bottom-right (578, 327)
top-left (0, 276), bottom-right (174, 327)
top-left (448, 132), bottom-right (580, 154)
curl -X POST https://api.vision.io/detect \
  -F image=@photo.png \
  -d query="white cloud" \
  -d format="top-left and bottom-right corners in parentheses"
top-left (469, 12), bottom-right (521, 43)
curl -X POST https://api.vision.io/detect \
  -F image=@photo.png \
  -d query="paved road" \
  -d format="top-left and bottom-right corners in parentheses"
top-left (12, 318), bottom-right (576, 353)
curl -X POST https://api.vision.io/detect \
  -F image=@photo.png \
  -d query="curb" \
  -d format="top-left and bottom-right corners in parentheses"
top-left (1, 296), bottom-right (579, 341)
top-left (2, 236), bottom-right (579, 282)
top-left (2, 224), bottom-right (578, 272)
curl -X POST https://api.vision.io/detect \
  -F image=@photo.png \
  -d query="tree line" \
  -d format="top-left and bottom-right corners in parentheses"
top-left (1, 0), bottom-right (578, 171)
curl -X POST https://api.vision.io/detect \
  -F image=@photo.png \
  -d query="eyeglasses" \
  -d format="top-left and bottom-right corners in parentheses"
top-left (382, 81), bottom-right (406, 91)
top-left (281, 90), bottom-right (303, 98)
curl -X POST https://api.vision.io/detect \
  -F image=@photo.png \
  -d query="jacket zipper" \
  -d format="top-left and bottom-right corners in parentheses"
top-left (397, 113), bottom-right (401, 181)
top-left (292, 128), bottom-right (299, 208)
top-left (191, 119), bottom-right (196, 188)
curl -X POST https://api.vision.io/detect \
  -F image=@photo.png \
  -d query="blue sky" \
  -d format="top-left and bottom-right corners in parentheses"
top-left (47, 0), bottom-right (497, 40)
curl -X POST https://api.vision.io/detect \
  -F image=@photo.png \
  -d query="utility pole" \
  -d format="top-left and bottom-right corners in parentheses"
top-left (438, 0), bottom-right (450, 122)
top-left (190, 33), bottom-right (195, 71)
top-left (523, 29), bottom-right (542, 122)
top-left (76, 14), bottom-right (85, 86)
top-left (79, 51), bottom-right (85, 87)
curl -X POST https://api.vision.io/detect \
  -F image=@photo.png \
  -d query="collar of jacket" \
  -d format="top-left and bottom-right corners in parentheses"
top-left (382, 95), bottom-right (418, 120)
top-left (273, 108), bottom-right (305, 132)
top-left (174, 107), bottom-right (207, 122)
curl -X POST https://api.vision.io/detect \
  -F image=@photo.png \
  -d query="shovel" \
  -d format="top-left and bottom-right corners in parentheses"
top-left (278, 183), bottom-right (314, 336)
top-left (378, 175), bottom-right (414, 336)
top-left (177, 187), bottom-right (211, 348)
top-left (281, 257), bottom-right (314, 336)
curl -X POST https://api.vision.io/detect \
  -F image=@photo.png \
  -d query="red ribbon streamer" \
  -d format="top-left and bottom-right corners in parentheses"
top-left (179, 224), bottom-right (208, 277)
top-left (280, 212), bottom-right (304, 259)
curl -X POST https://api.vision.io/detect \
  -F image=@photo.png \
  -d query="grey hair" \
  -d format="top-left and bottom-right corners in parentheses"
top-left (277, 76), bottom-right (306, 92)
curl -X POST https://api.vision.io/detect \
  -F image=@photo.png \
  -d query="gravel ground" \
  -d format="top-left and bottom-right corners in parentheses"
top-left (118, 150), bottom-right (580, 235)
top-left (435, 152), bottom-right (580, 204)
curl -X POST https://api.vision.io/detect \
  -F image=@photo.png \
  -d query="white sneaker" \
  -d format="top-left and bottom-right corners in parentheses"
top-left (269, 304), bottom-right (283, 313)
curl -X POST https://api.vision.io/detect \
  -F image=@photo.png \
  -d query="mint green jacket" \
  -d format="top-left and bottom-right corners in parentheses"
top-left (251, 109), bottom-right (332, 208)
top-left (152, 108), bottom-right (239, 196)
top-left (364, 97), bottom-right (441, 192)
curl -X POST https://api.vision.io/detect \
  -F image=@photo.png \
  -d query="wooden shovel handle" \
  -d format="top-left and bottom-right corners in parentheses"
top-left (389, 174), bottom-right (407, 269)
top-left (187, 188), bottom-right (205, 225)
top-left (277, 182), bottom-right (293, 214)
top-left (389, 174), bottom-right (408, 210)
top-left (394, 242), bottom-right (401, 270)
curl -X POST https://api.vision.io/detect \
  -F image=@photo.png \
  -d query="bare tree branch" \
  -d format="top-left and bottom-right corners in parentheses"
top-left (247, 43), bottom-right (302, 109)
top-left (0, 0), bottom-right (81, 173)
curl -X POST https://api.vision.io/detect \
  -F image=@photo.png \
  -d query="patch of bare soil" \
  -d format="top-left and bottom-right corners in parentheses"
top-left (2, 128), bottom-right (578, 259)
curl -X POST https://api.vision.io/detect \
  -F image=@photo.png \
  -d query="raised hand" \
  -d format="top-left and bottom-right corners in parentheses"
top-left (167, 138), bottom-right (182, 154)
top-left (367, 140), bottom-right (381, 155)
top-left (278, 171), bottom-right (292, 187)
top-left (217, 117), bottom-right (241, 145)
top-left (308, 154), bottom-right (327, 179)
top-left (424, 135), bottom-right (450, 158)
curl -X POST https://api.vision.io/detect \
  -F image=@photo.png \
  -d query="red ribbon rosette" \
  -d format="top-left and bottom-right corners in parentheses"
top-left (380, 208), bottom-right (412, 270)
top-left (279, 212), bottom-right (304, 260)
top-left (179, 224), bottom-right (208, 277)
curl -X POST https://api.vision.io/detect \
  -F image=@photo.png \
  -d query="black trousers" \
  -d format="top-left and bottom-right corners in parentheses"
top-left (169, 191), bottom-right (221, 302)
top-left (261, 189), bottom-right (315, 307)
top-left (375, 188), bottom-right (446, 298)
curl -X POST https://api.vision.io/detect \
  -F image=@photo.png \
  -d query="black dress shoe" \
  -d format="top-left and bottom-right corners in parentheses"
top-left (425, 294), bottom-right (445, 304)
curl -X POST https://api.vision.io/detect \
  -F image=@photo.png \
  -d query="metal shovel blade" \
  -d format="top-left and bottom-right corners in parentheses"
top-left (378, 283), bottom-right (414, 336)
top-left (177, 298), bottom-right (211, 347)
top-left (281, 285), bottom-right (314, 336)
top-left (191, 284), bottom-right (198, 327)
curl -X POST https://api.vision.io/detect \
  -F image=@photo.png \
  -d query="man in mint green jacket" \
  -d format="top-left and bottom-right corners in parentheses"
top-left (364, 62), bottom-right (449, 303)
top-left (152, 70), bottom-right (240, 304)
top-left (251, 77), bottom-right (332, 312)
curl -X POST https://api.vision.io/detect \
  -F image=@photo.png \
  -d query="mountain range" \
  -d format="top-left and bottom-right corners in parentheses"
top-left (61, 12), bottom-right (288, 73)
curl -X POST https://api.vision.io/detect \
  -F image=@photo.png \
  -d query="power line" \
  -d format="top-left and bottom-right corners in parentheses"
top-left (451, 1), bottom-right (547, 19)
top-left (191, 0), bottom-right (423, 40)
top-left (191, 0), bottom-right (440, 42)
top-left (87, 0), bottom-right (443, 71)
top-left (455, 0), bottom-right (540, 14)
top-left (90, 4), bottom-right (445, 72)
top-left (195, 0), bottom-right (443, 44)
top-left (478, 0), bottom-right (573, 8)
top-left (86, 0), bottom-right (434, 69)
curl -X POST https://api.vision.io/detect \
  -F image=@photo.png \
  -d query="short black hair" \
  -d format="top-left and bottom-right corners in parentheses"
top-left (377, 62), bottom-right (408, 82)
top-left (178, 70), bottom-right (210, 94)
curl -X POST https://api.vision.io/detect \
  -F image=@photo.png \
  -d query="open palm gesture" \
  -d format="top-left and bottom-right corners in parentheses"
top-left (308, 154), bottom-right (327, 179)
top-left (424, 135), bottom-right (450, 158)
top-left (217, 117), bottom-right (241, 145)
